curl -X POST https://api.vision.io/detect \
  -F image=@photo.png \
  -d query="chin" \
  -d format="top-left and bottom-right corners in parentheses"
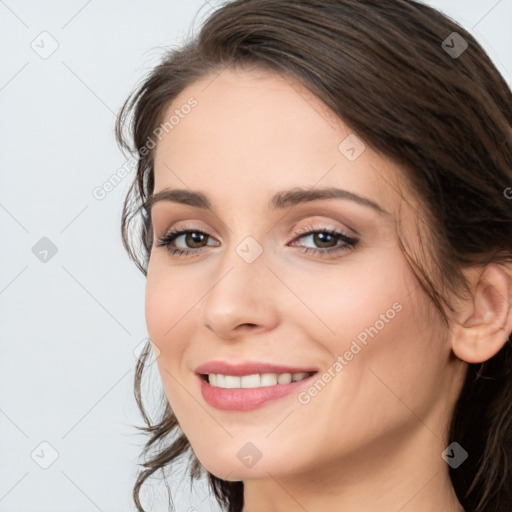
top-left (194, 444), bottom-right (303, 482)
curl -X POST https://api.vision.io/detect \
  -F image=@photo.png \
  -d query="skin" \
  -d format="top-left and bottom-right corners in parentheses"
top-left (145, 68), bottom-right (512, 512)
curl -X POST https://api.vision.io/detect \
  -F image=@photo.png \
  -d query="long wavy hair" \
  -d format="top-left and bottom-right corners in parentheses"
top-left (115, 1), bottom-right (512, 511)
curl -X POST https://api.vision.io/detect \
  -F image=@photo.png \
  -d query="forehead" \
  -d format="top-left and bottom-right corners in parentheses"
top-left (152, 68), bottom-right (408, 217)
top-left (155, 68), bottom-right (343, 166)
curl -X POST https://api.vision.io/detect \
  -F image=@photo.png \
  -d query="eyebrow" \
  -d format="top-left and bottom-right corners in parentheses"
top-left (147, 186), bottom-right (389, 215)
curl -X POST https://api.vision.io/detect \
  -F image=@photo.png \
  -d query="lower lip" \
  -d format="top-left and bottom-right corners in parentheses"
top-left (198, 374), bottom-right (317, 411)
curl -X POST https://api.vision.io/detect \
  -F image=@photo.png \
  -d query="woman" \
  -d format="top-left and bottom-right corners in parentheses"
top-left (116, 1), bottom-right (512, 511)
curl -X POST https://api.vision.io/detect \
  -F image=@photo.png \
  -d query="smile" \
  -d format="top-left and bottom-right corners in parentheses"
top-left (204, 372), bottom-right (315, 388)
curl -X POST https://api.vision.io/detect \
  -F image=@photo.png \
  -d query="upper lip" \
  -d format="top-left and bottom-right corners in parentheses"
top-left (195, 361), bottom-right (319, 376)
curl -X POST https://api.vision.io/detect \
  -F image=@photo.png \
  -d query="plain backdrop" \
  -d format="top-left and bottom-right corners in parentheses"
top-left (0, 1), bottom-right (510, 511)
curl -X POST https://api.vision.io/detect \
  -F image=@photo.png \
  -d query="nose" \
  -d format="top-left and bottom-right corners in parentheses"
top-left (200, 251), bottom-right (280, 340)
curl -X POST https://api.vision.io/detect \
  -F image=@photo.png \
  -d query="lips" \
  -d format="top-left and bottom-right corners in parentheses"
top-left (194, 360), bottom-right (319, 411)
top-left (194, 360), bottom-right (318, 376)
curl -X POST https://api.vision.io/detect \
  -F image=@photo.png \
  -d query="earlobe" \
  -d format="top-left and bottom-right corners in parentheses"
top-left (451, 264), bottom-right (512, 364)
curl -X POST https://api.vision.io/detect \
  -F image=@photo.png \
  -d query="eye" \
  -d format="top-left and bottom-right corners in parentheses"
top-left (288, 224), bottom-right (358, 257)
top-left (155, 228), bottom-right (218, 257)
top-left (155, 224), bottom-right (359, 258)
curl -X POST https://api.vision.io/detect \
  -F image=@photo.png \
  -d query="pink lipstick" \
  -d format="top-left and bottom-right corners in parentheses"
top-left (195, 360), bottom-right (318, 411)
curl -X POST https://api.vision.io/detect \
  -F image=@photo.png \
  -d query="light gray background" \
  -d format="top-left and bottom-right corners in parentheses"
top-left (0, 1), bottom-right (510, 511)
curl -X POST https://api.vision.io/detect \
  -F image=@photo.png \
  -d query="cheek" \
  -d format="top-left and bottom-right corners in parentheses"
top-left (284, 247), bottom-right (412, 342)
top-left (144, 263), bottom-right (195, 409)
top-left (144, 260), bottom-right (196, 353)
top-left (292, 296), bottom-right (444, 468)
top-left (144, 274), bottom-right (170, 343)
top-left (341, 290), bottom-right (445, 428)
top-left (287, 249), bottom-right (443, 421)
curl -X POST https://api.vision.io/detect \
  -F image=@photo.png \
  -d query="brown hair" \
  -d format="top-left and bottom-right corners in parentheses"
top-left (115, 1), bottom-right (512, 511)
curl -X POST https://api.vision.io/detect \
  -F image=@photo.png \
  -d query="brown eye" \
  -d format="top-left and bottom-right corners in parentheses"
top-left (184, 232), bottom-right (209, 248)
top-left (155, 228), bottom-right (219, 257)
top-left (289, 226), bottom-right (358, 257)
top-left (310, 232), bottom-right (339, 248)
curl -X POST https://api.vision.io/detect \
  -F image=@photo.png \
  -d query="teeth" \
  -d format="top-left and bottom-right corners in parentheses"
top-left (207, 372), bottom-right (312, 389)
top-left (278, 373), bottom-right (292, 384)
top-left (261, 373), bottom-right (277, 386)
top-left (224, 375), bottom-right (240, 388)
top-left (292, 372), bottom-right (308, 382)
top-left (241, 374), bottom-right (260, 388)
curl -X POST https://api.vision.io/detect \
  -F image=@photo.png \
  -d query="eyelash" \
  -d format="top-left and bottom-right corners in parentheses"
top-left (155, 224), bottom-right (358, 258)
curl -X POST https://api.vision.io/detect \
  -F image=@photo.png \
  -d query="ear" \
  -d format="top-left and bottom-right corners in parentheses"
top-left (450, 264), bottom-right (512, 364)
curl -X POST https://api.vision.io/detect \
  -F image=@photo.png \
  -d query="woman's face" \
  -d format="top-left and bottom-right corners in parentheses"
top-left (146, 68), bottom-right (463, 482)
